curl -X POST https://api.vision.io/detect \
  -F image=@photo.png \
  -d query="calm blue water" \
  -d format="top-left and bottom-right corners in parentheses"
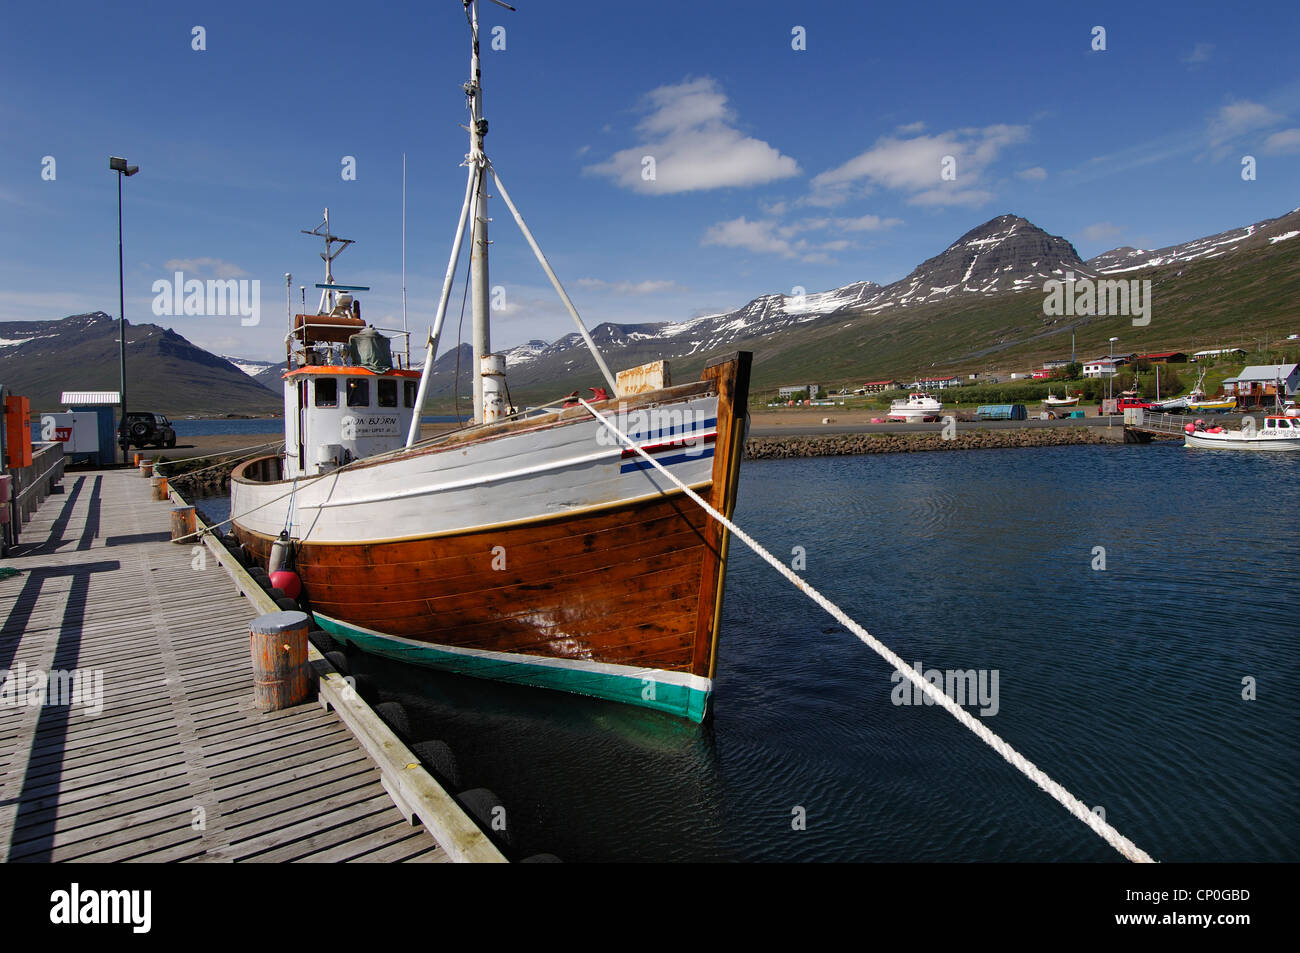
top-left (200, 443), bottom-right (1300, 861)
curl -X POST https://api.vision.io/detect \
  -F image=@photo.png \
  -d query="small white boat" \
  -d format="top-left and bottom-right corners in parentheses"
top-left (888, 392), bottom-right (943, 421)
top-left (1184, 415), bottom-right (1300, 451)
top-left (1042, 392), bottom-right (1079, 407)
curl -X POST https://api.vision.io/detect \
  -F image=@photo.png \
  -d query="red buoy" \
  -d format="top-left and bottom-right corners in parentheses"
top-left (270, 570), bottom-right (302, 600)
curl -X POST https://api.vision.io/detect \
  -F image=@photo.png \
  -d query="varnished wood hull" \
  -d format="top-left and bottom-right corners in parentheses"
top-left (232, 352), bottom-right (751, 720)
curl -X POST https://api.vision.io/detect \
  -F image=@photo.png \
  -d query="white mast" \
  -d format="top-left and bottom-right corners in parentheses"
top-left (468, 0), bottom-right (490, 423)
top-left (402, 153), bottom-right (409, 363)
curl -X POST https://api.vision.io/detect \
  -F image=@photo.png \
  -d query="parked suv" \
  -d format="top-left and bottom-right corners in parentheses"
top-left (118, 412), bottom-right (177, 449)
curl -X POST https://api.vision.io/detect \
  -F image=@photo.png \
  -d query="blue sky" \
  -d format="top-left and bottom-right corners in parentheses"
top-left (2, 0), bottom-right (1298, 361)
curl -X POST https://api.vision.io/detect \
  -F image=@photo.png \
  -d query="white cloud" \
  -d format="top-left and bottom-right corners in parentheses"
top-left (1208, 100), bottom-right (1283, 147)
top-left (1081, 222), bottom-right (1125, 242)
top-left (584, 77), bottom-right (800, 194)
top-left (1262, 128), bottom-right (1300, 154)
top-left (834, 213), bottom-right (903, 231)
top-left (162, 257), bottom-right (249, 277)
top-left (1017, 166), bottom-right (1047, 181)
top-left (574, 278), bottom-right (686, 295)
top-left (1181, 42), bottom-right (1214, 65)
top-left (701, 212), bottom-right (898, 262)
top-left (703, 217), bottom-right (799, 257)
top-left (809, 124), bottom-right (1028, 208)
top-left (895, 121), bottom-right (926, 134)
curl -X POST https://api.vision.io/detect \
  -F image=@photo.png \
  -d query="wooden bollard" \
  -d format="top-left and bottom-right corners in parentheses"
top-left (151, 475), bottom-right (168, 501)
top-left (139, 460), bottom-right (153, 478)
top-left (249, 611), bottom-right (311, 712)
top-left (170, 506), bottom-right (196, 542)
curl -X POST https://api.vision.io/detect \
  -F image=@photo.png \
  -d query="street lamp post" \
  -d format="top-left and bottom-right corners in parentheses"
top-left (1108, 336), bottom-right (1118, 427)
top-left (110, 156), bottom-right (139, 464)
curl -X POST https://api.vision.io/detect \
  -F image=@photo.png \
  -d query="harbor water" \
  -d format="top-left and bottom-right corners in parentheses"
top-left (197, 442), bottom-right (1300, 861)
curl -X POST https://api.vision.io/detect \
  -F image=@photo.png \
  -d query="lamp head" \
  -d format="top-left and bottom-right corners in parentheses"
top-left (109, 156), bottom-right (139, 175)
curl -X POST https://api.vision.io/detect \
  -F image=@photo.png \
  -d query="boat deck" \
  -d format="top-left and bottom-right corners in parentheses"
top-left (0, 468), bottom-right (448, 862)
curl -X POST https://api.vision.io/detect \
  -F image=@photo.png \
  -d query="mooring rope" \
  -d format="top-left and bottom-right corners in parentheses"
top-left (153, 441), bottom-right (285, 479)
top-left (578, 397), bottom-right (1156, 864)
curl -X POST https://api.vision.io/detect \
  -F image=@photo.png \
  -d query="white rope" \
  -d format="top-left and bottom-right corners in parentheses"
top-left (154, 441), bottom-right (284, 478)
top-left (578, 397), bottom-right (1156, 864)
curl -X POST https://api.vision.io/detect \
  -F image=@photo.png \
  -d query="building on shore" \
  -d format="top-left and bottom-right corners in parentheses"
top-left (1136, 351), bottom-right (1187, 364)
top-left (1084, 357), bottom-right (1127, 378)
top-left (859, 379), bottom-right (902, 394)
top-left (1192, 348), bottom-right (1247, 361)
top-left (1222, 363), bottom-right (1299, 405)
top-left (777, 384), bottom-right (819, 399)
top-left (911, 376), bottom-right (962, 390)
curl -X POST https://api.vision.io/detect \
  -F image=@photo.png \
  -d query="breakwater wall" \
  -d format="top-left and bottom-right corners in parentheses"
top-left (744, 426), bottom-right (1123, 460)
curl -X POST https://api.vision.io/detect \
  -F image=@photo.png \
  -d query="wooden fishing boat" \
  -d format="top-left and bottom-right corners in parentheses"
top-left (229, 2), bottom-right (750, 721)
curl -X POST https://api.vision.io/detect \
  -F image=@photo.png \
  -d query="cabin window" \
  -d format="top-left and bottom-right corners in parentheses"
top-left (346, 379), bottom-right (370, 407)
top-left (315, 378), bottom-right (338, 408)
top-left (404, 380), bottom-right (417, 408)
top-left (378, 378), bottom-right (398, 408)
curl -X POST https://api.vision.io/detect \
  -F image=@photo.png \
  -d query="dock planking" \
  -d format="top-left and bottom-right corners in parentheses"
top-left (0, 468), bottom-right (449, 863)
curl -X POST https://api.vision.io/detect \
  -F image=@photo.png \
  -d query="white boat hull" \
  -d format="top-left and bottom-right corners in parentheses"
top-left (1184, 432), bottom-right (1300, 451)
top-left (232, 393), bottom-right (720, 543)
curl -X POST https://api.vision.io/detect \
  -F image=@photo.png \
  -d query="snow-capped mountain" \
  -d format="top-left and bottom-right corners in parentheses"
top-left (1087, 207), bottom-right (1300, 273)
top-left (222, 355), bottom-right (282, 379)
top-left (0, 313), bottom-right (280, 414)
top-left (450, 215), bottom-right (1088, 386)
top-left (870, 214), bottom-right (1091, 307)
top-left (214, 205), bottom-right (1300, 399)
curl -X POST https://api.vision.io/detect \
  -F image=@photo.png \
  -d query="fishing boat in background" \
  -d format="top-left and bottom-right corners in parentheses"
top-left (888, 392), bottom-right (943, 421)
top-left (1184, 415), bottom-right (1300, 451)
top-left (229, 1), bottom-right (751, 722)
top-left (1174, 366), bottom-right (1234, 413)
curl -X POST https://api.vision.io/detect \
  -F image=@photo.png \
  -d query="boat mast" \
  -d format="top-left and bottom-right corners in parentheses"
top-left (402, 153), bottom-right (409, 366)
top-left (467, 0), bottom-right (490, 422)
top-left (302, 209), bottom-right (354, 314)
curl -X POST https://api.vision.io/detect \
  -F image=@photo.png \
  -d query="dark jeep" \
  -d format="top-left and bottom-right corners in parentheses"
top-left (118, 412), bottom-right (177, 449)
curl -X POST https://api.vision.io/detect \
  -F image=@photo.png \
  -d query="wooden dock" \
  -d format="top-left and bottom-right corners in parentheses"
top-left (1122, 409), bottom-right (1226, 443)
top-left (0, 466), bottom-right (498, 863)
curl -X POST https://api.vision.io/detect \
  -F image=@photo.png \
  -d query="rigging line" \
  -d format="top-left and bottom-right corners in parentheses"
top-left (578, 396), bottom-right (1157, 865)
top-left (453, 183), bottom-right (476, 426)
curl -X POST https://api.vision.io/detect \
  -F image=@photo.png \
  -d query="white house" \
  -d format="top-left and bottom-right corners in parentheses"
top-left (911, 376), bottom-right (962, 390)
top-left (1083, 358), bottom-right (1124, 378)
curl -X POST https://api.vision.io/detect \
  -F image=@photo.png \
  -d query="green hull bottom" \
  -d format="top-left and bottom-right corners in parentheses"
top-left (314, 615), bottom-right (712, 722)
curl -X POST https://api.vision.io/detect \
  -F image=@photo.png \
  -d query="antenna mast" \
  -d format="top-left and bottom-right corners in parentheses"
top-left (302, 208), bottom-right (354, 313)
